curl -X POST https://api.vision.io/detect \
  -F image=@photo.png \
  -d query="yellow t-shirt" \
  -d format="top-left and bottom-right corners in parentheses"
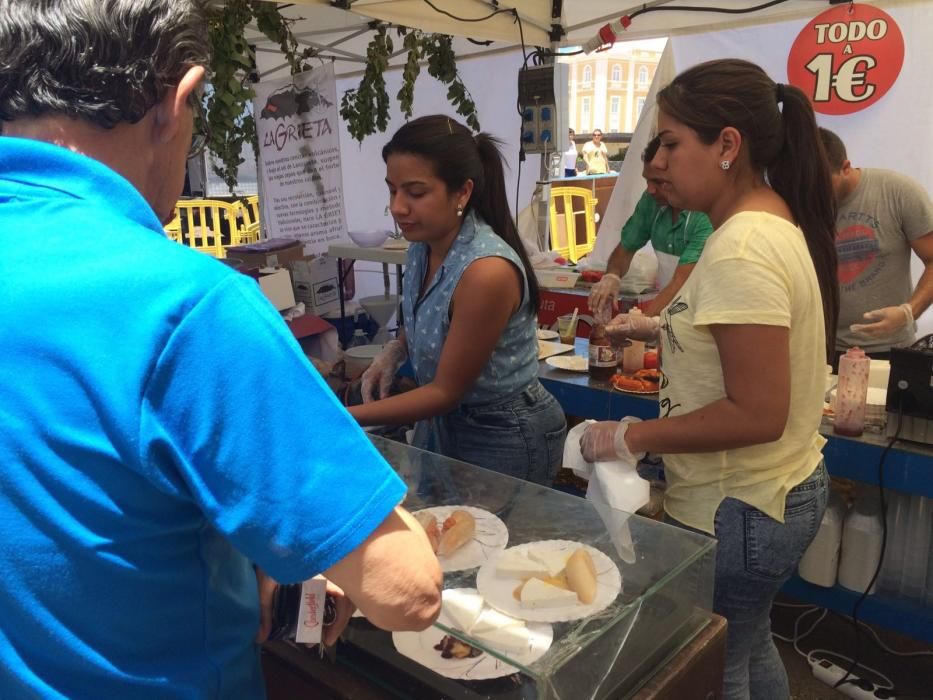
top-left (659, 211), bottom-right (827, 534)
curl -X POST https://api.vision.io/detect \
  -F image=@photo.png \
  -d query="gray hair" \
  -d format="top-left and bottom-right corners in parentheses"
top-left (0, 0), bottom-right (210, 128)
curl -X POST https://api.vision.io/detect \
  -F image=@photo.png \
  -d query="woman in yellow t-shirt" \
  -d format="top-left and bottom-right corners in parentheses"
top-left (581, 59), bottom-right (838, 700)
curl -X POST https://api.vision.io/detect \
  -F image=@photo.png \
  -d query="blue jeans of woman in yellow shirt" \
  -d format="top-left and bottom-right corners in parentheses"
top-left (667, 462), bottom-right (829, 700)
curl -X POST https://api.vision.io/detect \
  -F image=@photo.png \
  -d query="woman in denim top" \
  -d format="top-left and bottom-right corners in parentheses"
top-left (350, 115), bottom-right (566, 486)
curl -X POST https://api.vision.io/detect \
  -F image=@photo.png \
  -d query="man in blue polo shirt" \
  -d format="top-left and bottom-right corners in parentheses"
top-left (589, 136), bottom-right (714, 319)
top-left (0, 2), bottom-right (441, 698)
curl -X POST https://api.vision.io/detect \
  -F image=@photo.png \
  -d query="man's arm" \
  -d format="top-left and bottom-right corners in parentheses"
top-left (324, 505), bottom-right (442, 632)
top-left (644, 262), bottom-right (695, 316)
top-left (908, 231), bottom-right (933, 319)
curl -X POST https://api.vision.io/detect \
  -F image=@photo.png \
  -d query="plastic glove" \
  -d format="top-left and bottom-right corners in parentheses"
top-left (605, 313), bottom-right (661, 344)
top-left (580, 417), bottom-right (646, 463)
top-left (849, 303), bottom-right (914, 339)
top-left (360, 338), bottom-right (407, 403)
top-left (588, 273), bottom-right (622, 323)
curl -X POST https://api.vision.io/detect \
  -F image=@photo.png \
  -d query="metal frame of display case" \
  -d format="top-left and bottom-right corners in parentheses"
top-left (538, 338), bottom-right (933, 644)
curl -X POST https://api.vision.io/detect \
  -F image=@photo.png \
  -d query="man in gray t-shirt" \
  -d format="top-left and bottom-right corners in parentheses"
top-left (820, 129), bottom-right (933, 354)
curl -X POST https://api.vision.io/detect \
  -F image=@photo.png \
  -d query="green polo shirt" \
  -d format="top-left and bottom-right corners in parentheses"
top-left (620, 191), bottom-right (714, 264)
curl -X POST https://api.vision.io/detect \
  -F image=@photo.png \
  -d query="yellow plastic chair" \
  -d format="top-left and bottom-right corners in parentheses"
top-left (163, 211), bottom-right (183, 243)
top-left (173, 199), bottom-right (240, 258)
top-left (231, 195), bottom-right (262, 246)
top-left (548, 186), bottom-right (598, 263)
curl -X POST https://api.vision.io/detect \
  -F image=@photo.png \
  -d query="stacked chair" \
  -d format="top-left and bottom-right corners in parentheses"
top-left (163, 195), bottom-right (262, 257)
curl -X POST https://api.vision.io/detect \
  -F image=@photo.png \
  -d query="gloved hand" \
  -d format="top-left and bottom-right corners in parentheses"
top-left (580, 417), bottom-right (646, 463)
top-left (360, 338), bottom-right (407, 403)
top-left (850, 303), bottom-right (914, 339)
top-left (605, 313), bottom-right (661, 344)
top-left (588, 273), bottom-right (622, 324)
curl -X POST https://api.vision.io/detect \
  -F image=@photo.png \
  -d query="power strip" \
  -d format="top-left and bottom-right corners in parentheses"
top-left (809, 658), bottom-right (896, 699)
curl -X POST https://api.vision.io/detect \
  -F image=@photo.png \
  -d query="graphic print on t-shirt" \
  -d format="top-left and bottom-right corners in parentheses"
top-left (836, 214), bottom-right (882, 290)
top-left (661, 298), bottom-right (688, 356)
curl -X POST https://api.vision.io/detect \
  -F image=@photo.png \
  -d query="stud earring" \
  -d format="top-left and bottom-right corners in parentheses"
top-left (456, 204), bottom-right (463, 217)
top-left (720, 160), bottom-right (731, 171)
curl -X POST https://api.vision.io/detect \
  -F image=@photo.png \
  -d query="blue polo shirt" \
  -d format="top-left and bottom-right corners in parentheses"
top-left (0, 138), bottom-right (406, 698)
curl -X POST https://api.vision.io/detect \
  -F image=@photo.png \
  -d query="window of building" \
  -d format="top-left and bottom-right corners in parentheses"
top-left (636, 96), bottom-right (646, 119)
top-left (609, 96), bottom-right (621, 132)
top-left (611, 65), bottom-right (621, 82)
top-left (581, 97), bottom-right (591, 132)
top-left (638, 66), bottom-right (649, 86)
top-left (583, 65), bottom-right (592, 84)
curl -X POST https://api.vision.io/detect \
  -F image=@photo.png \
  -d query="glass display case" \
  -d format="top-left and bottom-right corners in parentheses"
top-left (282, 437), bottom-right (716, 699)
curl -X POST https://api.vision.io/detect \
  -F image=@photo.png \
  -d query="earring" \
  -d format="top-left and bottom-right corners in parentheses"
top-left (456, 204), bottom-right (463, 217)
top-left (720, 160), bottom-right (731, 171)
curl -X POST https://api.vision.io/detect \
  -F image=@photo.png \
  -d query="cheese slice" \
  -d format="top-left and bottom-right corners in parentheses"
top-left (529, 549), bottom-right (570, 577)
top-left (442, 589), bottom-right (484, 633)
top-left (473, 623), bottom-right (532, 654)
top-left (496, 549), bottom-right (550, 578)
top-left (520, 577), bottom-right (580, 609)
top-left (470, 607), bottom-right (523, 635)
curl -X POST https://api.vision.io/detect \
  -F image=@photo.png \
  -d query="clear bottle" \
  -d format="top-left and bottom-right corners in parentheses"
top-left (834, 347), bottom-right (870, 437)
top-left (588, 324), bottom-right (619, 381)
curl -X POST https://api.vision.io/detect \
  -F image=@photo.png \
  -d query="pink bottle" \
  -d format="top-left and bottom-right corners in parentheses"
top-left (834, 347), bottom-right (870, 437)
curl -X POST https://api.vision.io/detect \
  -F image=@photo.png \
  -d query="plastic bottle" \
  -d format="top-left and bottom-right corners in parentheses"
top-left (838, 496), bottom-right (884, 594)
top-left (348, 329), bottom-right (369, 348)
top-left (588, 324), bottom-right (619, 381)
top-left (798, 493), bottom-right (847, 587)
top-left (622, 309), bottom-right (646, 373)
top-left (834, 347), bottom-right (870, 437)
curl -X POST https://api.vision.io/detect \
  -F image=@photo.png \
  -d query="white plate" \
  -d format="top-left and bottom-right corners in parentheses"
top-left (412, 506), bottom-right (509, 572)
top-left (392, 588), bottom-right (552, 680)
top-left (545, 355), bottom-right (588, 372)
top-left (538, 340), bottom-right (576, 361)
top-left (536, 329), bottom-right (559, 341)
top-left (476, 540), bottom-right (622, 623)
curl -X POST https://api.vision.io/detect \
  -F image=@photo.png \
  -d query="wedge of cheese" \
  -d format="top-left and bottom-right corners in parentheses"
top-left (442, 589), bottom-right (484, 633)
top-left (520, 577), bottom-right (580, 609)
top-left (528, 549), bottom-right (570, 577)
top-left (470, 607), bottom-right (523, 635)
top-left (472, 623), bottom-right (532, 654)
top-left (496, 549), bottom-right (551, 578)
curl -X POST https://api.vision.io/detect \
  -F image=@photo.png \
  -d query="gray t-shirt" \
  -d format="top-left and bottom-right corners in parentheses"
top-left (836, 168), bottom-right (933, 352)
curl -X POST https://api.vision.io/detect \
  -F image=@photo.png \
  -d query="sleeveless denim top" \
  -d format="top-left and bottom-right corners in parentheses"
top-left (402, 211), bottom-right (538, 405)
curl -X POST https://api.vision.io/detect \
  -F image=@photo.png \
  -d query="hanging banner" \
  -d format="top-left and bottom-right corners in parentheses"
top-left (253, 64), bottom-right (349, 254)
top-left (787, 3), bottom-right (904, 115)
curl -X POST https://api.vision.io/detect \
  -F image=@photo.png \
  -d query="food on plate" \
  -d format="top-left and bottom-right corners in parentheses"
top-left (440, 589), bottom-right (532, 656)
top-left (610, 369), bottom-right (660, 392)
top-left (512, 574), bottom-right (569, 601)
top-left (470, 607), bottom-right (523, 634)
top-left (565, 549), bottom-right (598, 604)
top-left (529, 549), bottom-right (570, 577)
top-left (520, 577), bottom-right (580, 609)
top-left (434, 635), bottom-right (482, 659)
top-left (643, 350), bottom-right (658, 369)
top-left (496, 549), bottom-right (551, 578)
top-left (472, 623), bottom-right (531, 653)
top-left (438, 510), bottom-right (476, 556)
top-left (442, 589), bottom-right (485, 633)
top-left (413, 511), bottom-right (440, 553)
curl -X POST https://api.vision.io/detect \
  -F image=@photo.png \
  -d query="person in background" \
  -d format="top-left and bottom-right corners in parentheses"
top-left (582, 128), bottom-right (610, 174)
top-left (581, 59), bottom-right (837, 700)
top-left (563, 128), bottom-right (579, 177)
top-left (350, 115), bottom-right (567, 486)
top-left (819, 128), bottom-right (933, 361)
top-left (0, 2), bottom-right (441, 697)
top-left (588, 136), bottom-right (714, 319)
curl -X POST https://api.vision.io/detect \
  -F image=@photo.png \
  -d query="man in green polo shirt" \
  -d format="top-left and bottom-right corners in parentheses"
top-left (589, 136), bottom-right (714, 319)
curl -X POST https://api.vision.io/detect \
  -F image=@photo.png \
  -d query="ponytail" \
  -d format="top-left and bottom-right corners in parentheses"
top-left (768, 86), bottom-right (838, 358)
top-left (472, 133), bottom-right (540, 310)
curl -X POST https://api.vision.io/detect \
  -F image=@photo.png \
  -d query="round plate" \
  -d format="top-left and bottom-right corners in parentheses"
top-left (536, 329), bottom-right (559, 341)
top-left (545, 355), bottom-right (588, 372)
top-left (476, 540), bottom-right (622, 623)
top-left (412, 506), bottom-right (509, 572)
top-left (392, 588), bottom-right (552, 680)
top-left (611, 385), bottom-right (658, 395)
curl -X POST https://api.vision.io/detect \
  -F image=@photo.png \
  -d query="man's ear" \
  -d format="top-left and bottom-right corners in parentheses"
top-left (152, 65), bottom-right (206, 146)
top-left (719, 126), bottom-right (742, 164)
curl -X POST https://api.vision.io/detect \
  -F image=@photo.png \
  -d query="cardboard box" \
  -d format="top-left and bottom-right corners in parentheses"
top-left (227, 238), bottom-right (305, 270)
top-left (257, 267), bottom-right (296, 310)
top-left (288, 256), bottom-right (339, 315)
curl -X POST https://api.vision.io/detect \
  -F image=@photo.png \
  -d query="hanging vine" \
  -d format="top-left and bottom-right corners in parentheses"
top-left (339, 25), bottom-right (392, 143)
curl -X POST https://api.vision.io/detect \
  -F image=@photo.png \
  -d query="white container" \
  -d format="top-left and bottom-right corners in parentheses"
top-left (343, 343), bottom-right (384, 379)
top-left (798, 493), bottom-right (847, 587)
top-left (534, 268), bottom-right (581, 289)
top-left (347, 229), bottom-right (391, 248)
top-left (838, 496), bottom-right (884, 594)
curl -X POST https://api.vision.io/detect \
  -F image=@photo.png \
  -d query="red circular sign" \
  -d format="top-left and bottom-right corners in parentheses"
top-left (787, 4), bottom-right (904, 115)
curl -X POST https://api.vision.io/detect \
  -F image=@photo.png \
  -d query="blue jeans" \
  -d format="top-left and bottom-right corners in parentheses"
top-left (667, 462), bottom-right (829, 700)
top-left (413, 381), bottom-right (567, 486)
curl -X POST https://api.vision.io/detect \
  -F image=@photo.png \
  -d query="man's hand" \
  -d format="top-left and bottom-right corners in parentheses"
top-left (588, 273), bottom-right (622, 324)
top-left (849, 303), bottom-right (914, 339)
top-left (605, 313), bottom-right (661, 345)
top-left (321, 581), bottom-right (355, 647)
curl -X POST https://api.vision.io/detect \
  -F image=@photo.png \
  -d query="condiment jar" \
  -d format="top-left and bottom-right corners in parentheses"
top-left (834, 347), bottom-right (870, 437)
top-left (588, 324), bottom-right (619, 381)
